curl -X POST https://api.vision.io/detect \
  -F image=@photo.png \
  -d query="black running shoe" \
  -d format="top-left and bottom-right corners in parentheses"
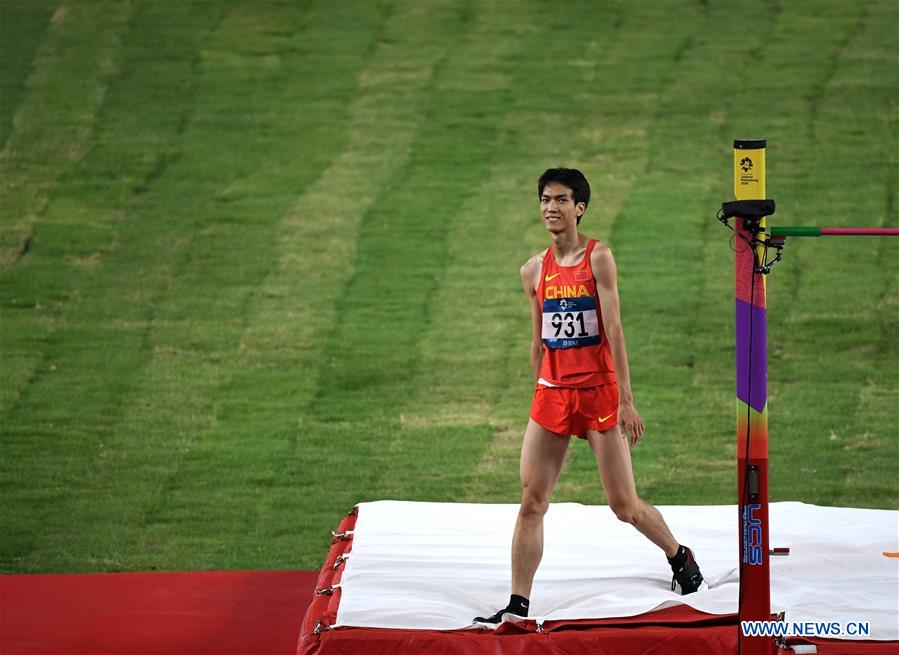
top-left (670, 546), bottom-right (708, 594)
top-left (472, 607), bottom-right (524, 628)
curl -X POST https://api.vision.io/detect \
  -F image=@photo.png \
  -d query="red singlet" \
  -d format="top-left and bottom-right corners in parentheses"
top-left (536, 239), bottom-right (616, 387)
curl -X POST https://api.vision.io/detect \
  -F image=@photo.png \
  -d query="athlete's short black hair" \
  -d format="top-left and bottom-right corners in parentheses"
top-left (537, 168), bottom-right (591, 224)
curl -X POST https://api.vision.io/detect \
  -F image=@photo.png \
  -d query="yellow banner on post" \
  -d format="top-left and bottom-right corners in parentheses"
top-left (733, 141), bottom-right (766, 200)
top-left (734, 140), bottom-right (767, 292)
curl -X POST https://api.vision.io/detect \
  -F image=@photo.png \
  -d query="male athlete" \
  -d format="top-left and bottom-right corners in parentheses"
top-left (474, 168), bottom-right (706, 627)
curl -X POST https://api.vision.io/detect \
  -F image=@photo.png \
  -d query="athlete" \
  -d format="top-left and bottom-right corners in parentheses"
top-left (474, 168), bottom-right (706, 627)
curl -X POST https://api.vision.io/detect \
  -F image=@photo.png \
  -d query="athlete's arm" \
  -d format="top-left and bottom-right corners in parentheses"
top-left (520, 256), bottom-right (543, 382)
top-left (592, 245), bottom-right (645, 446)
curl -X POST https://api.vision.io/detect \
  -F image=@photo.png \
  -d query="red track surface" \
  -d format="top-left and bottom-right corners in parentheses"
top-left (1, 570), bottom-right (318, 655)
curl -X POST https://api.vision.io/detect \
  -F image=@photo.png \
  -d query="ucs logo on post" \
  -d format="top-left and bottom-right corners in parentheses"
top-left (742, 503), bottom-right (763, 565)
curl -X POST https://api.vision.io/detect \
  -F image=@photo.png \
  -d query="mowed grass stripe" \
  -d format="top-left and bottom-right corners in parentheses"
top-left (0, 1), bottom-right (220, 417)
top-left (300, 1), bottom-right (534, 507)
top-left (0, 0), bottom-right (134, 415)
top-left (850, 1), bottom-right (899, 503)
top-left (0, 1), bottom-right (228, 572)
top-left (236, 1), bottom-right (461, 409)
top-left (374, 2), bottom-right (556, 501)
top-left (214, 1), bottom-right (483, 567)
top-left (0, 1), bottom-right (57, 151)
top-left (0, 0), bottom-right (386, 572)
top-left (309, 2), bottom-right (485, 421)
top-left (73, 1), bottom-right (389, 573)
top-left (0, 1), bottom-right (132, 267)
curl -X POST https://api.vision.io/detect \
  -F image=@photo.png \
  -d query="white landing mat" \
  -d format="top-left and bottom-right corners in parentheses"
top-left (334, 501), bottom-right (898, 640)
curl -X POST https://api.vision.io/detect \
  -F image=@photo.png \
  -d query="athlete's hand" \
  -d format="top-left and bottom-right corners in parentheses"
top-left (618, 402), bottom-right (645, 447)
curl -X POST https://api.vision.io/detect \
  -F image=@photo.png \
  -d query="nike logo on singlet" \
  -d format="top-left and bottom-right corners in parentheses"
top-left (544, 273), bottom-right (561, 281)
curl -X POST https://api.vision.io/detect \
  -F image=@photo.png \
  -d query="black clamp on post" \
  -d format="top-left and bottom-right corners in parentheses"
top-left (717, 199), bottom-right (783, 274)
top-left (718, 199), bottom-right (776, 231)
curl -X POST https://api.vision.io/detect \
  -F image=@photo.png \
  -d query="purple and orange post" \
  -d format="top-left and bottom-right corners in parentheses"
top-left (732, 139), bottom-right (772, 655)
top-left (726, 139), bottom-right (899, 655)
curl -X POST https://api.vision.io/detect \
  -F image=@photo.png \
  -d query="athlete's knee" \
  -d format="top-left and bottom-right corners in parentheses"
top-left (610, 499), bottom-right (642, 525)
top-left (519, 487), bottom-right (550, 519)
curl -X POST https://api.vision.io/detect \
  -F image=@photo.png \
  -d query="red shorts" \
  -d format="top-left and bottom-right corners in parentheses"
top-left (530, 383), bottom-right (619, 439)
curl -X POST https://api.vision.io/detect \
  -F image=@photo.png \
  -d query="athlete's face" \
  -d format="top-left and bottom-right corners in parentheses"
top-left (540, 182), bottom-right (585, 234)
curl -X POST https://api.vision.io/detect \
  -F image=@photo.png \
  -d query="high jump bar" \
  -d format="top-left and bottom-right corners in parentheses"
top-left (770, 226), bottom-right (899, 237)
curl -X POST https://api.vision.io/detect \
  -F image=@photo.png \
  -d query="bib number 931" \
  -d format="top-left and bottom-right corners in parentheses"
top-left (551, 312), bottom-right (588, 338)
top-left (542, 297), bottom-right (600, 349)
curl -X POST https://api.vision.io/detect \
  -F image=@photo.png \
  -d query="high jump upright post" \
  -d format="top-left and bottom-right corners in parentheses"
top-left (732, 139), bottom-right (772, 655)
top-left (724, 140), bottom-right (899, 655)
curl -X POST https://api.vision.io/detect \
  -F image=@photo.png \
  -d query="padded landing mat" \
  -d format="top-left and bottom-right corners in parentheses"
top-left (1, 569), bottom-right (319, 655)
top-left (300, 501), bottom-right (898, 655)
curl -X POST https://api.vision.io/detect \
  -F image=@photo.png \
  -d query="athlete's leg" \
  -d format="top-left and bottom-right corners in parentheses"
top-left (586, 425), bottom-right (679, 557)
top-left (511, 418), bottom-right (570, 599)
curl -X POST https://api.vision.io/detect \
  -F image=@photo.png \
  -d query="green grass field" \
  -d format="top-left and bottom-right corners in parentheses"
top-left (1, 0), bottom-right (896, 574)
